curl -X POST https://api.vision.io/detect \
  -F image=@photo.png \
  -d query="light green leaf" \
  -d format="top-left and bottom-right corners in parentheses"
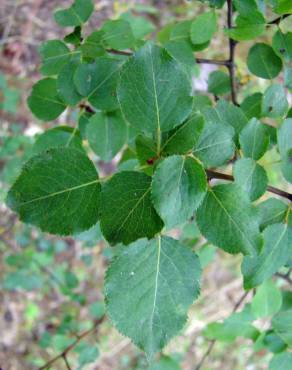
top-left (196, 184), bottom-right (262, 255)
top-left (190, 11), bottom-right (217, 45)
top-left (151, 155), bottom-right (207, 228)
top-left (121, 11), bottom-right (155, 39)
top-left (39, 40), bottom-right (73, 76)
top-left (262, 84), bottom-right (289, 118)
top-left (6, 148), bottom-right (101, 235)
top-left (78, 345), bottom-right (99, 369)
top-left (118, 43), bottom-right (192, 134)
top-left (27, 78), bottom-right (66, 121)
top-left (278, 119), bottom-right (292, 183)
top-left (284, 66), bottom-right (292, 90)
top-left (207, 70), bottom-right (231, 96)
top-left (273, 0), bottom-right (292, 14)
top-left (251, 280), bottom-right (282, 318)
top-left (54, 0), bottom-right (94, 27)
top-left (233, 158), bottom-right (268, 201)
top-left (225, 16), bottom-right (265, 41)
top-left (272, 30), bottom-right (292, 62)
top-left (33, 126), bottom-right (83, 155)
top-left (239, 118), bottom-right (270, 160)
top-left (242, 223), bottom-right (291, 289)
top-left (161, 112), bottom-right (204, 155)
top-left (241, 93), bottom-right (263, 119)
top-left (269, 353), bottom-right (292, 370)
top-left (148, 355), bottom-right (181, 370)
top-left (74, 57), bottom-right (123, 111)
top-left (101, 19), bottom-right (135, 50)
top-left (272, 309), bottom-right (292, 346)
top-left (247, 43), bottom-right (283, 79)
top-left (86, 111), bottom-right (127, 161)
top-left (100, 171), bottom-right (163, 245)
top-left (257, 198), bottom-right (289, 230)
top-left (105, 236), bottom-right (201, 357)
top-left (57, 60), bottom-right (82, 106)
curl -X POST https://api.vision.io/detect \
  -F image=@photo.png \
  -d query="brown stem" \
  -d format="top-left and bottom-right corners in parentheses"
top-left (207, 170), bottom-right (292, 201)
top-left (226, 0), bottom-right (238, 105)
top-left (62, 354), bottom-right (72, 370)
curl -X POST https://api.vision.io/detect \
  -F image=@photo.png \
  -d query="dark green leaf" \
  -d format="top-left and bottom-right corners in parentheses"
top-left (39, 40), bottom-right (73, 76)
top-left (262, 84), bottom-right (288, 118)
top-left (164, 40), bottom-right (195, 66)
top-left (101, 19), bottom-right (135, 50)
top-left (80, 31), bottom-right (105, 60)
top-left (54, 0), bottom-right (94, 27)
top-left (272, 30), bottom-right (292, 62)
top-left (57, 60), bottom-right (82, 106)
top-left (247, 43), bottom-right (282, 79)
top-left (272, 309), bottom-right (292, 346)
top-left (257, 198), bottom-right (289, 230)
top-left (241, 93), bottom-right (263, 119)
top-left (207, 70), bottom-right (231, 96)
top-left (278, 119), bottom-right (292, 183)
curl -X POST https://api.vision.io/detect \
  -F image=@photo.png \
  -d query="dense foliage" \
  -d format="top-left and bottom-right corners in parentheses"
top-left (3, 0), bottom-right (292, 368)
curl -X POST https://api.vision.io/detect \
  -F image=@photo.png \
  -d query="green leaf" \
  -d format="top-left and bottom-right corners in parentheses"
top-left (86, 111), bottom-right (127, 161)
top-left (257, 198), bottom-right (289, 230)
top-left (161, 112), bottom-right (204, 155)
top-left (261, 330), bottom-right (287, 354)
top-left (78, 345), bottom-right (99, 369)
top-left (121, 11), bottom-right (155, 39)
top-left (247, 43), bottom-right (283, 79)
top-left (241, 93), bottom-right (263, 119)
top-left (105, 236), bottom-right (201, 357)
top-left (164, 40), bottom-right (195, 66)
top-left (74, 57), bottom-right (122, 111)
top-left (262, 84), bottom-right (289, 118)
top-left (193, 120), bottom-right (235, 167)
top-left (251, 280), bottom-right (282, 318)
top-left (278, 119), bottom-right (292, 183)
top-left (6, 148), bottom-right (101, 235)
top-left (27, 78), bottom-right (66, 121)
top-left (33, 126), bottom-right (84, 155)
top-left (233, 158), bottom-right (268, 201)
top-left (135, 135), bottom-right (157, 168)
top-left (284, 66), bottom-right (292, 90)
top-left (207, 70), bottom-right (231, 96)
top-left (190, 11), bottom-right (217, 45)
top-left (78, 110), bottom-right (94, 139)
top-left (80, 31), bottom-right (105, 61)
top-left (225, 16), bottom-right (265, 41)
top-left (242, 223), bottom-right (291, 289)
top-left (57, 60), bottom-right (82, 106)
top-left (273, 0), bottom-right (292, 14)
top-left (192, 95), bottom-right (212, 113)
top-left (39, 40), bottom-right (74, 76)
top-left (101, 19), bottom-right (135, 50)
top-left (118, 43), bottom-right (192, 134)
top-left (100, 171), bottom-right (163, 245)
top-left (196, 184), bottom-right (262, 255)
top-left (64, 26), bottom-right (82, 46)
top-left (151, 155), bottom-right (207, 228)
top-left (272, 309), bottom-right (292, 346)
top-left (269, 353), bottom-right (292, 370)
top-left (239, 118), bottom-right (270, 160)
top-left (272, 30), bottom-right (292, 62)
top-left (148, 355), bottom-right (181, 370)
top-left (54, 0), bottom-right (94, 27)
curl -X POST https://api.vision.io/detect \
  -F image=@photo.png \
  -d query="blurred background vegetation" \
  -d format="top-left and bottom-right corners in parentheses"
top-left (0, 1), bottom-right (291, 369)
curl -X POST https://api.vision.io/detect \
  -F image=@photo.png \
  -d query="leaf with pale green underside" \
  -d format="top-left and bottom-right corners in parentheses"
top-left (269, 353), bottom-right (292, 370)
top-left (278, 119), bottom-right (292, 183)
top-left (100, 171), bottom-right (163, 245)
top-left (151, 155), bottom-right (207, 228)
top-left (272, 309), bottom-right (292, 346)
top-left (27, 78), bottom-right (66, 121)
top-left (105, 236), bottom-right (201, 357)
top-left (117, 43), bottom-right (193, 134)
top-left (86, 111), bottom-right (127, 161)
top-left (233, 158), bottom-right (268, 201)
top-left (33, 126), bottom-right (84, 155)
top-left (247, 43), bottom-right (283, 79)
top-left (101, 19), bottom-right (135, 50)
top-left (74, 57), bottom-right (123, 111)
top-left (190, 11), bottom-right (217, 45)
top-left (161, 113), bottom-right (204, 155)
top-left (6, 148), bottom-right (101, 236)
top-left (251, 280), bottom-right (282, 318)
top-left (54, 0), bottom-right (94, 27)
top-left (207, 70), bottom-right (231, 96)
top-left (257, 198), bottom-right (289, 230)
top-left (239, 118), bottom-right (269, 160)
top-left (196, 183), bottom-right (262, 255)
top-left (57, 60), bottom-right (82, 106)
top-left (242, 223), bottom-right (291, 289)
top-left (39, 40), bottom-right (74, 76)
top-left (272, 30), bottom-right (292, 62)
top-left (262, 84), bottom-right (288, 118)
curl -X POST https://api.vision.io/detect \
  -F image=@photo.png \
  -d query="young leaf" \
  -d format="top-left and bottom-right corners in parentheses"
top-left (207, 70), bottom-right (231, 96)
top-left (262, 84), bottom-right (288, 118)
top-left (239, 118), bottom-right (270, 160)
top-left (117, 43), bottom-right (193, 134)
top-left (190, 11), bottom-right (217, 45)
top-left (278, 118), bottom-right (292, 183)
top-left (74, 57), bottom-right (123, 111)
top-left (100, 171), bottom-right (163, 245)
top-left (39, 40), bottom-right (73, 76)
top-left (86, 111), bottom-right (127, 161)
top-left (272, 309), bottom-right (292, 346)
top-left (57, 60), bottom-right (83, 106)
top-left (151, 155), bottom-right (207, 228)
top-left (242, 223), bottom-right (291, 289)
top-left (247, 43), bottom-right (283, 79)
top-left (233, 158), bottom-right (268, 201)
top-left (251, 280), bottom-right (282, 318)
top-left (257, 198), bottom-right (289, 230)
top-left (105, 236), bottom-right (201, 357)
top-left (6, 148), bottom-right (101, 235)
top-left (54, 0), bottom-right (94, 27)
top-left (27, 78), bottom-right (66, 121)
top-left (196, 184), bottom-right (263, 255)
top-left (32, 126), bottom-right (84, 155)
top-left (101, 19), bottom-right (135, 50)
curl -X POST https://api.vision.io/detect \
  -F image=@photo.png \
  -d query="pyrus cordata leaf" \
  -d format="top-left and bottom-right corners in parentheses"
top-left (39, 40), bottom-right (74, 76)
top-left (247, 43), bottom-right (282, 79)
top-left (57, 60), bottom-right (83, 106)
top-left (54, 0), bottom-right (94, 27)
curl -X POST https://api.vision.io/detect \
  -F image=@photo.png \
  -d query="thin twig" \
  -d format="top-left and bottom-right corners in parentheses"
top-left (268, 13), bottom-right (290, 25)
top-left (62, 354), bottom-right (72, 370)
top-left (207, 170), bottom-right (292, 201)
top-left (226, 0), bottom-right (238, 105)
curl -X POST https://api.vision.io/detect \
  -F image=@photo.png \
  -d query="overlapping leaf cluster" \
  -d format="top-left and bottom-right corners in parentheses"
top-left (6, 0), bottom-right (292, 362)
